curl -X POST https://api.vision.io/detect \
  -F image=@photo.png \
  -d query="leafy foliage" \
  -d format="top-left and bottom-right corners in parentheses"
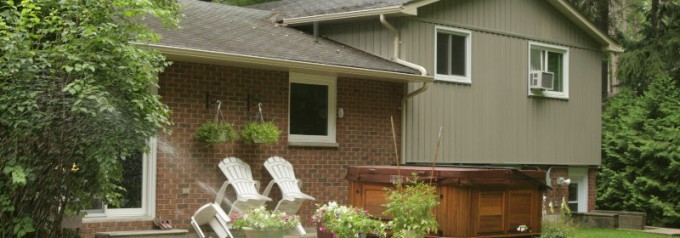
top-left (541, 198), bottom-right (576, 238)
top-left (195, 122), bottom-right (237, 144)
top-left (231, 206), bottom-right (299, 231)
top-left (0, 0), bottom-right (179, 236)
top-left (311, 201), bottom-right (385, 238)
top-left (383, 175), bottom-right (439, 238)
top-left (240, 122), bottom-right (280, 145)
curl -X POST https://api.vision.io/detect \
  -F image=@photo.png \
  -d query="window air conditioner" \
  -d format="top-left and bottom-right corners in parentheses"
top-left (530, 71), bottom-right (554, 91)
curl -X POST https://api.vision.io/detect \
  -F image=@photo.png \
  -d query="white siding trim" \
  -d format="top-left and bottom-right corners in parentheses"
top-left (528, 41), bottom-right (570, 99)
top-left (288, 72), bottom-right (337, 144)
top-left (569, 167), bottom-right (588, 213)
top-left (434, 26), bottom-right (472, 84)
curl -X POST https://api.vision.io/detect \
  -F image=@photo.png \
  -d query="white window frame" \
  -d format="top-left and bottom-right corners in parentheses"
top-left (84, 138), bottom-right (157, 219)
top-left (568, 167), bottom-right (588, 213)
top-left (434, 25), bottom-right (472, 84)
top-left (528, 42), bottom-right (570, 99)
top-left (288, 72), bottom-right (337, 145)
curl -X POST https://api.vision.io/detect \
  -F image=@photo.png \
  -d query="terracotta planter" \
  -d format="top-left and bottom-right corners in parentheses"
top-left (242, 227), bottom-right (286, 238)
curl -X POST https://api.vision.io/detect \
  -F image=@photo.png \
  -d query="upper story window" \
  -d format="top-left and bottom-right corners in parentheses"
top-left (528, 42), bottom-right (569, 99)
top-left (288, 72), bottom-right (337, 146)
top-left (435, 26), bottom-right (472, 84)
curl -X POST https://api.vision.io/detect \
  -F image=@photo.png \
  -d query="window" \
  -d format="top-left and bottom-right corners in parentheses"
top-left (84, 138), bottom-right (156, 219)
top-left (528, 42), bottom-right (569, 99)
top-left (435, 26), bottom-right (472, 83)
top-left (568, 168), bottom-right (588, 213)
top-left (568, 183), bottom-right (579, 212)
top-left (288, 72), bottom-right (337, 146)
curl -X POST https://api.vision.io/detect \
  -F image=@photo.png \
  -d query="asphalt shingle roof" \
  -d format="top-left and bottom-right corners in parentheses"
top-left (145, 0), bottom-right (418, 75)
top-left (249, 0), bottom-right (413, 19)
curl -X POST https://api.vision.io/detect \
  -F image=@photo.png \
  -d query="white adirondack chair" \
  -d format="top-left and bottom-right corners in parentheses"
top-left (216, 157), bottom-right (272, 217)
top-left (263, 156), bottom-right (315, 236)
top-left (191, 203), bottom-right (233, 238)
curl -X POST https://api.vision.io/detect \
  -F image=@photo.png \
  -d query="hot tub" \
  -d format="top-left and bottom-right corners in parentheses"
top-left (345, 165), bottom-right (547, 237)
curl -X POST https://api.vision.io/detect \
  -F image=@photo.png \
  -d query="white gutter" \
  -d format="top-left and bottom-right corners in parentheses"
top-left (135, 43), bottom-right (432, 83)
top-left (283, 0), bottom-right (440, 26)
top-left (284, 6), bottom-right (405, 25)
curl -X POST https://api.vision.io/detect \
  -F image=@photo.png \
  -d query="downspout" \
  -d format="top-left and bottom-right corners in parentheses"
top-left (379, 14), bottom-right (428, 100)
top-left (379, 14), bottom-right (428, 77)
top-left (380, 14), bottom-right (429, 164)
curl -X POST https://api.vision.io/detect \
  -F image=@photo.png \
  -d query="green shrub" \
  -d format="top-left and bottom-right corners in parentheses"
top-left (541, 220), bottom-right (575, 238)
top-left (383, 174), bottom-right (439, 238)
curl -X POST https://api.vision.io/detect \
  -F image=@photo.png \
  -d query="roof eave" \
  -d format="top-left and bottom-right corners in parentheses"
top-left (547, 0), bottom-right (624, 53)
top-left (283, 0), bottom-right (440, 26)
top-left (283, 5), bottom-right (405, 25)
top-left (135, 43), bottom-right (432, 83)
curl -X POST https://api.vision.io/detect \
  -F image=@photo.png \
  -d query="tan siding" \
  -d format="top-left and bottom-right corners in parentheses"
top-left (416, 0), bottom-right (600, 52)
top-left (320, 20), bottom-right (395, 60)
top-left (404, 33), bottom-right (602, 165)
top-left (318, 0), bottom-right (603, 166)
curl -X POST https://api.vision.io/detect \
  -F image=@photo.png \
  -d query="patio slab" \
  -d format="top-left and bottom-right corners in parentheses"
top-left (642, 226), bottom-right (680, 236)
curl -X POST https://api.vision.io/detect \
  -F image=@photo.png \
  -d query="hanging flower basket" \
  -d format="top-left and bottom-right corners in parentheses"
top-left (195, 100), bottom-right (237, 144)
top-left (240, 122), bottom-right (280, 145)
top-left (195, 121), bottom-right (237, 144)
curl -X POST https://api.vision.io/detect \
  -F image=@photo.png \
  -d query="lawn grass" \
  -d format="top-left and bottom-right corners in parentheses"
top-left (574, 228), bottom-right (668, 238)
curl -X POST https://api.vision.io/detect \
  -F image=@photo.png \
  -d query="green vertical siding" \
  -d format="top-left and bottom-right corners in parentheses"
top-left (320, 0), bottom-right (603, 165)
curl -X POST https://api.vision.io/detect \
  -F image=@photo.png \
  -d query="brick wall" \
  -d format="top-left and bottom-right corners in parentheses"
top-left (588, 168), bottom-right (597, 211)
top-left (546, 168), bottom-right (569, 213)
top-left (544, 167), bottom-right (599, 214)
top-left (80, 61), bottom-right (404, 236)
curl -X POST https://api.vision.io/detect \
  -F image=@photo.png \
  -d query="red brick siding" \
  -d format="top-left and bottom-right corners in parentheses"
top-left (588, 168), bottom-right (597, 211)
top-left (80, 61), bottom-right (404, 237)
top-left (543, 167), bottom-right (599, 214)
top-left (545, 168), bottom-right (569, 213)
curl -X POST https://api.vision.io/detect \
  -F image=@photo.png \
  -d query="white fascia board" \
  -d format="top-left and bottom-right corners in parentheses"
top-left (284, 0), bottom-right (440, 26)
top-left (547, 0), bottom-right (624, 53)
top-left (135, 43), bottom-right (433, 83)
top-left (284, 6), bottom-right (405, 25)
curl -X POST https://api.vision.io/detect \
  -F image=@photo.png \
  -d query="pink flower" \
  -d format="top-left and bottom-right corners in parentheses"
top-left (319, 226), bottom-right (326, 232)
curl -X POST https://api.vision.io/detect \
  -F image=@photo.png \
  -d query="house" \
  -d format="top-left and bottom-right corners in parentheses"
top-left (80, 0), bottom-right (622, 237)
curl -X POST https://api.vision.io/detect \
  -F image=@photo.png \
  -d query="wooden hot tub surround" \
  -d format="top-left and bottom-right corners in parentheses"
top-left (345, 165), bottom-right (548, 238)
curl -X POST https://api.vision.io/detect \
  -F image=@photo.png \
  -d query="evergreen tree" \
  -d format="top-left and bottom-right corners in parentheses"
top-left (599, 0), bottom-right (680, 228)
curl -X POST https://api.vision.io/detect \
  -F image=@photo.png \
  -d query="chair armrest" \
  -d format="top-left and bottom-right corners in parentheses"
top-left (214, 181), bottom-right (234, 206)
top-left (191, 218), bottom-right (206, 238)
top-left (262, 180), bottom-right (276, 197)
top-left (253, 180), bottom-right (261, 191)
top-left (297, 179), bottom-right (303, 189)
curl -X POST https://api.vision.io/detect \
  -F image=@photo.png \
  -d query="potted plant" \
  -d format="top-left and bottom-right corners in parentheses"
top-left (240, 121), bottom-right (280, 145)
top-left (231, 206), bottom-right (299, 238)
top-left (311, 201), bottom-right (385, 238)
top-left (195, 121), bottom-right (237, 144)
top-left (382, 175), bottom-right (439, 238)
